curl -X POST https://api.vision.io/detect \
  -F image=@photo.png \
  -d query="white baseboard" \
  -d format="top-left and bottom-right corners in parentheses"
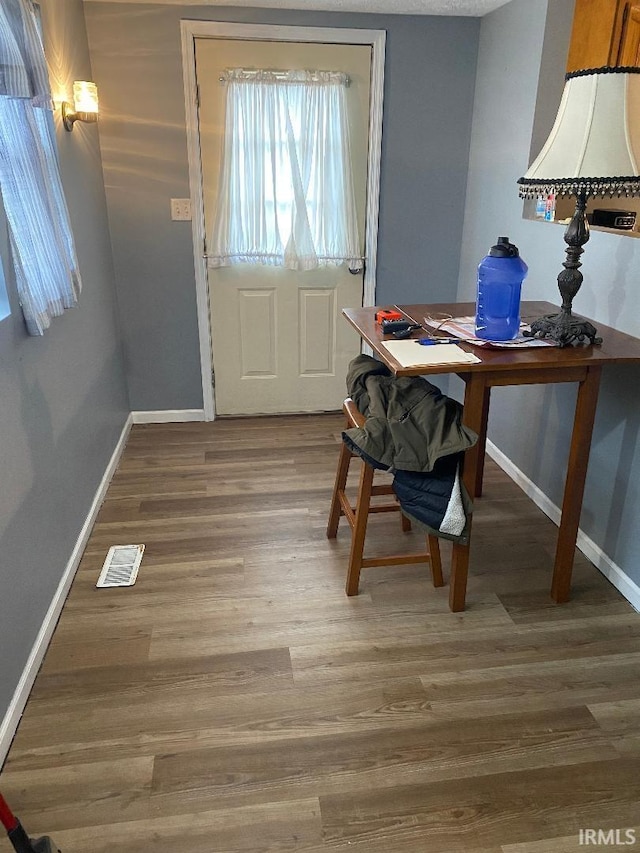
top-left (131, 409), bottom-right (206, 424)
top-left (0, 414), bottom-right (133, 768)
top-left (486, 439), bottom-right (640, 613)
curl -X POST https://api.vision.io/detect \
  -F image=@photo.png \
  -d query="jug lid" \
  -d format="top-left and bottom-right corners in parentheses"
top-left (489, 236), bottom-right (520, 258)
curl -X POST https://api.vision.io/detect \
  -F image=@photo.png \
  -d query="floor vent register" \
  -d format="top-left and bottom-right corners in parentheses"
top-left (96, 544), bottom-right (145, 588)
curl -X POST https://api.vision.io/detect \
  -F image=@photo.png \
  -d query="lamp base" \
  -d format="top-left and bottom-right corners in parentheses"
top-left (524, 310), bottom-right (602, 347)
top-left (522, 191), bottom-right (602, 348)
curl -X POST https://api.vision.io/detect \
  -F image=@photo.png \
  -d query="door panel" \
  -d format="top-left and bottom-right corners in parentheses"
top-left (238, 289), bottom-right (276, 377)
top-left (618, 4), bottom-right (640, 64)
top-left (195, 38), bottom-right (370, 415)
top-left (300, 288), bottom-right (336, 375)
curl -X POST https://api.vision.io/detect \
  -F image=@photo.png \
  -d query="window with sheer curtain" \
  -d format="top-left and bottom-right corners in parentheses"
top-left (208, 68), bottom-right (362, 272)
top-left (0, 0), bottom-right (81, 335)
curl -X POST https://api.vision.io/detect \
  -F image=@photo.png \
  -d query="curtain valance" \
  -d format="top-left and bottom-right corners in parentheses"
top-left (220, 68), bottom-right (350, 87)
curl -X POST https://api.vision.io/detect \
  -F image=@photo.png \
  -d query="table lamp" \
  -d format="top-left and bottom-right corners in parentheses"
top-left (518, 67), bottom-right (640, 346)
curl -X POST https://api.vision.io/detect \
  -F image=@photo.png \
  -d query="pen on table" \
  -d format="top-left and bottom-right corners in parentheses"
top-left (416, 338), bottom-right (463, 346)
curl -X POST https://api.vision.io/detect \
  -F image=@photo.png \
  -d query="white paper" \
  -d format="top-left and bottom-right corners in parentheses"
top-left (380, 340), bottom-right (482, 368)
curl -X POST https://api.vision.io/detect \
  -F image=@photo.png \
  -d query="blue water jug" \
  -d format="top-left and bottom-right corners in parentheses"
top-left (475, 237), bottom-right (528, 341)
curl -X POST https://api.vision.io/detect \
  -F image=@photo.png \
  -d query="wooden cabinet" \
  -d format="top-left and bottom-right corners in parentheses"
top-left (619, 3), bottom-right (640, 64)
top-left (566, 0), bottom-right (640, 71)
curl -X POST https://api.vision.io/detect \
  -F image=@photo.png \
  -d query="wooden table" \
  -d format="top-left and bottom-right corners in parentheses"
top-left (343, 301), bottom-right (640, 612)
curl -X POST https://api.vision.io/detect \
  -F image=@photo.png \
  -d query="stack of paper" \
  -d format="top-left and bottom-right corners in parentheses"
top-left (432, 316), bottom-right (557, 348)
top-left (380, 340), bottom-right (481, 368)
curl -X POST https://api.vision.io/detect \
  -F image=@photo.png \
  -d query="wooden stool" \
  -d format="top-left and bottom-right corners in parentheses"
top-left (327, 398), bottom-right (444, 596)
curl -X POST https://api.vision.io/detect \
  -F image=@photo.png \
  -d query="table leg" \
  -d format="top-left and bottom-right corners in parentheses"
top-left (474, 386), bottom-right (491, 498)
top-left (551, 365), bottom-right (602, 603)
top-left (450, 373), bottom-right (489, 612)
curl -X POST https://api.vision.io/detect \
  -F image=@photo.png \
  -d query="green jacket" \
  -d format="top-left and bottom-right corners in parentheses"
top-left (344, 354), bottom-right (478, 473)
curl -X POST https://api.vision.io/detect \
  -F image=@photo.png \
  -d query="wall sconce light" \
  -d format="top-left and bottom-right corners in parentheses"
top-left (62, 81), bottom-right (99, 131)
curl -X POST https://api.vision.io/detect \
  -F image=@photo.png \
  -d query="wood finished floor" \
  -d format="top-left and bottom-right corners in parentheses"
top-left (1, 414), bottom-right (640, 853)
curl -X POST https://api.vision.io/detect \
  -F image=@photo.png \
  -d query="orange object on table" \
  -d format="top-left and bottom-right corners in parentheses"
top-left (374, 309), bottom-right (403, 324)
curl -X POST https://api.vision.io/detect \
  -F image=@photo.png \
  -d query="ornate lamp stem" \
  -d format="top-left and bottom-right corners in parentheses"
top-left (559, 192), bottom-right (588, 315)
top-left (526, 192), bottom-right (602, 346)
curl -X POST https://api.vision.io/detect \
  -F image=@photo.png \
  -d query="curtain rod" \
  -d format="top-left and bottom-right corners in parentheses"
top-left (219, 69), bottom-right (350, 86)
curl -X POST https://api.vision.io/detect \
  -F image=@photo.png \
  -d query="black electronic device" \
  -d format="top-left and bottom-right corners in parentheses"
top-left (382, 320), bottom-right (422, 335)
top-left (591, 209), bottom-right (636, 230)
top-left (381, 319), bottom-right (411, 334)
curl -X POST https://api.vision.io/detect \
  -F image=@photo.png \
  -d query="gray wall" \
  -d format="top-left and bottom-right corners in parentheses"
top-left (84, 3), bottom-right (480, 411)
top-left (457, 0), bottom-right (640, 589)
top-left (0, 0), bottom-right (129, 726)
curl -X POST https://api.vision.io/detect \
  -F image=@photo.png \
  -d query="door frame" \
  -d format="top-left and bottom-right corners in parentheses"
top-left (180, 20), bottom-right (386, 420)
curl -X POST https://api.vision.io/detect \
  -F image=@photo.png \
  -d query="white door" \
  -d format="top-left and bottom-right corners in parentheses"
top-left (195, 38), bottom-right (371, 416)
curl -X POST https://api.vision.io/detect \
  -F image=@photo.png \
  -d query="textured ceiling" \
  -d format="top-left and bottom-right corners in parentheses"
top-left (82, 0), bottom-right (513, 15)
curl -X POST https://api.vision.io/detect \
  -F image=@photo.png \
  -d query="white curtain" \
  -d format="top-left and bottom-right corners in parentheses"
top-left (0, 0), bottom-right (81, 335)
top-left (209, 69), bottom-right (362, 272)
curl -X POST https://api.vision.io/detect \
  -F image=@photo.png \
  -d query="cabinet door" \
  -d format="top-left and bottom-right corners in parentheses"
top-left (617, 3), bottom-right (640, 64)
top-left (566, 0), bottom-right (626, 71)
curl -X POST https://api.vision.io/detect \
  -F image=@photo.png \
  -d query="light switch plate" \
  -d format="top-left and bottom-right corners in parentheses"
top-left (170, 198), bottom-right (192, 221)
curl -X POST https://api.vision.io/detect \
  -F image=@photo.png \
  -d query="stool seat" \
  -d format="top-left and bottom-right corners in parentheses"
top-left (327, 398), bottom-right (444, 596)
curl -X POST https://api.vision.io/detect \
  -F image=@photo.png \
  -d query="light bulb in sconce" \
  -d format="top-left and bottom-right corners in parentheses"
top-left (62, 81), bottom-right (99, 131)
